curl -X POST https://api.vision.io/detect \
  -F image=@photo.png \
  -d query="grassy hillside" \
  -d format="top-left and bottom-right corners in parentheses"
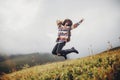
top-left (1, 47), bottom-right (120, 80)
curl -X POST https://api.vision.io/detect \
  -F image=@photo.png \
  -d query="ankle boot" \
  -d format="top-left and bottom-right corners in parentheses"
top-left (71, 47), bottom-right (79, 54)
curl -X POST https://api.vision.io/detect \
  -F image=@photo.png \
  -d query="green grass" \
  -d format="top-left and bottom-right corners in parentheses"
top-left (1, 47), bottom-right (120, 80)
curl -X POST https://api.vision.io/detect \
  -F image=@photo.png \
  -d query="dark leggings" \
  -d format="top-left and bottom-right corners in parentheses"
top-left (52, 42), bottom-right (66, 55)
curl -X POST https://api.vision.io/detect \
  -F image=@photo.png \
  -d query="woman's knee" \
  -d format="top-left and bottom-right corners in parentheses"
top-left (52, 50), bottom-right (57, 55)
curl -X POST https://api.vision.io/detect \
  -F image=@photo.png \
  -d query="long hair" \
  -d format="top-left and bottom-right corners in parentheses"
top-left (62, 19), bottom-right (73, 27)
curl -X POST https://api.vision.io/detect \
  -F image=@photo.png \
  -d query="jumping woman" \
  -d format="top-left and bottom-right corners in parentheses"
top-left (52, 18), bottom-right (84, 59)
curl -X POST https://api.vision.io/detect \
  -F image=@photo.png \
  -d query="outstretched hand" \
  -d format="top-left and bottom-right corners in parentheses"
top-left (79, 18), bottom-right (84, 23)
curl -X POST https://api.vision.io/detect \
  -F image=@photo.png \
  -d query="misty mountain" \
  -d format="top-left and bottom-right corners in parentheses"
top-left (0, 53), bottom-right (64, 74)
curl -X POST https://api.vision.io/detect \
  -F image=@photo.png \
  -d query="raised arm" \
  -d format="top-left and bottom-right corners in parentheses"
top-left (56, 20), bottom-right (63, 27)
top-left (71, 18), bottom-right (84, 29)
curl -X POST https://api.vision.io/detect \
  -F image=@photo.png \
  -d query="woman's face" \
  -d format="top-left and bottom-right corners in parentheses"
top-left (65, 22), bottom-right (69, 26)
top-left (65, 21), bottom-right (71, 26)
top-left (63, 19), bottom-right (72, 26)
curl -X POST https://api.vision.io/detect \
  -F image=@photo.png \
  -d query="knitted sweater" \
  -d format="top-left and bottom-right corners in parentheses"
top-left (56, 23), bottom-right (80, 43)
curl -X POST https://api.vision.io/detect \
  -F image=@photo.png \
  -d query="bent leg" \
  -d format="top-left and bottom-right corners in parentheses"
top-left (56, 42), bottom-right (66, 55)
top-left (52, 43), bottom-right (58, 55)
top-left (64, 47), bottom-right (79, 55)
top-left (52, 42), bottom-right (66, 55)
top-left (56, 42), bottom-right (68, 59)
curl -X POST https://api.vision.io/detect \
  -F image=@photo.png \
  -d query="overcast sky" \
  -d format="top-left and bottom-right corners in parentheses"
top-left (0, 0), bottom-right (120, 59)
